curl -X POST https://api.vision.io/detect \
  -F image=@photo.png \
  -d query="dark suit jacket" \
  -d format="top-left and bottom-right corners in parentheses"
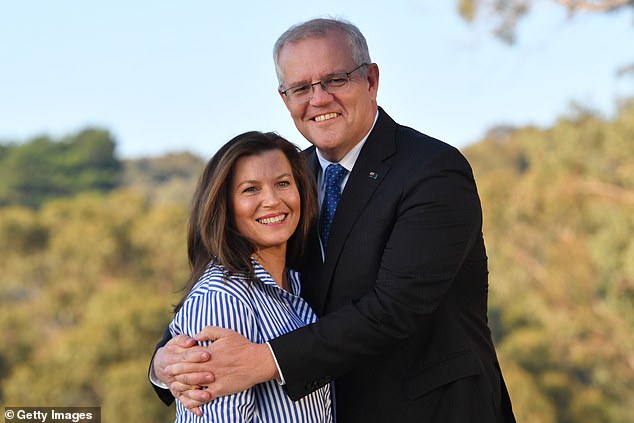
top-left (269, 108), bottom-right (515, 422)
top-left (151, 108), bottom-right (515, 422)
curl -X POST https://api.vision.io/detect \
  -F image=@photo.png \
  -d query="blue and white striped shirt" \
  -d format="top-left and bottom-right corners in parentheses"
top-left (169, 260), bottom-right (333, 423)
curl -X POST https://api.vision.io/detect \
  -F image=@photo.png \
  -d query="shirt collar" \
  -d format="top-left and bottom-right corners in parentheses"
top-left (250, 257), bottom-right (301, 296)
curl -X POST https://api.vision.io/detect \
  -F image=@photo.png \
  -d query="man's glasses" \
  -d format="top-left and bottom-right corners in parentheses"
top-left (281, 63), bottom-right (369, 104)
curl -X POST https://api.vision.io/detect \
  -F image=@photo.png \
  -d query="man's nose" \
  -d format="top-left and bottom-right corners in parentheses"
top-left (310, 83), bottom-right (334, 105)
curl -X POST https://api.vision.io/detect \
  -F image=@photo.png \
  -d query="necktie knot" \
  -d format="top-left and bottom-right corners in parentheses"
top-left (324, 163), bottom-right (348, 188)
top-left (319, 164), bottom-right (348, 248)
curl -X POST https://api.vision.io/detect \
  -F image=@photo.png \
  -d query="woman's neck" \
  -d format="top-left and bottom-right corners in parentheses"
top-left (252, 248), bottom-right (287, 290)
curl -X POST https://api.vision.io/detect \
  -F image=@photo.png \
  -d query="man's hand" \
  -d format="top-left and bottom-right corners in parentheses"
top-left (153, 334), bottom-right (214, 416)
top-left (193, 326), bottom-right (280, 400)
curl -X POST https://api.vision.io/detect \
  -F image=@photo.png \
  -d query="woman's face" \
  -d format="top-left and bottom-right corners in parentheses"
top-left (231, 149), bottom-right (301, 255)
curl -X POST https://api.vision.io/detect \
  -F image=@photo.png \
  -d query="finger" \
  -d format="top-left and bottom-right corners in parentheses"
top-left (176, 393), bottom-right (207, 412)
top-left (162, 345), bottom-right (210, 364)
top-left (170, 368), bottom-right (215, 386)
top-left (169, 380), bottom-right (197, 397)
top-left (182, 387), bottom-right (213, 404)
top-left (168, 334), bottom-right (197, 348)
top-left (170, 381), bottom-right (212, 404)
top-left (195, 326), bottom-right (236, 342)
top-left (188, 406), bottom-right (203, 418)
top-left (184, 347), bottom-right (211, 362)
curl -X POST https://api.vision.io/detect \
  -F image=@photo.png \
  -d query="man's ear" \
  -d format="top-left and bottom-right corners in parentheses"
top-left (366, 63), bottom-right (380, 99)
top-left (278, 90), bottom-right (291, 108)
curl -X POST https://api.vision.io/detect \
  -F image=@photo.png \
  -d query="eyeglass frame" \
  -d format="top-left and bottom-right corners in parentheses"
top-left (280, 63), bottom-right (369, 104)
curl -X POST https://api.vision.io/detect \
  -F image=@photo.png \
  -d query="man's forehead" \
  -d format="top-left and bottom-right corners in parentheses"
top-left (278, 35), bottom-right (353, 84)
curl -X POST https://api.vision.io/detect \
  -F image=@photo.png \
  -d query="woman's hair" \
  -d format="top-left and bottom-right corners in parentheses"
top-left (273, 17), bottom-right (372, 89)
top-left (174, 131), bottom-right (317, 312)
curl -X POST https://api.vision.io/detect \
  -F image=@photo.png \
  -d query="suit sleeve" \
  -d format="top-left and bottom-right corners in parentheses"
top-left (269, 147), bottom-right (484, 400)
top-left (148, 325), bottom-right (175, 405)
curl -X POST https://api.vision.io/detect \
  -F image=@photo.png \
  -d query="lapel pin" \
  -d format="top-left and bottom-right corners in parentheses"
top-left (368, 171), bottom-right (378, 179)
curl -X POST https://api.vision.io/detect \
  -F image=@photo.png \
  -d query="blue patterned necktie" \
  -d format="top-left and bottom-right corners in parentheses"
top-left (319, 163), bottom-right (348, 247)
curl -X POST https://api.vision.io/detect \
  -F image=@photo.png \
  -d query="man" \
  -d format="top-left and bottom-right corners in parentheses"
top-left (150, 18), bottom-right (515, 422)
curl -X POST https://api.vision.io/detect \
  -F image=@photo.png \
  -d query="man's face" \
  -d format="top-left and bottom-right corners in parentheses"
top-left (277, 31), bottom-right (379, 162)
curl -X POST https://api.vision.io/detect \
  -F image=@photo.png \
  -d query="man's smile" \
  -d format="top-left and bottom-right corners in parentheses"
top-left (313, 112), bottom-right (340, 122)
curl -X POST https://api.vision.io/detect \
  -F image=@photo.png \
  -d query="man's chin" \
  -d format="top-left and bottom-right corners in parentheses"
top-left (304, 131), bottom-right (341, 149)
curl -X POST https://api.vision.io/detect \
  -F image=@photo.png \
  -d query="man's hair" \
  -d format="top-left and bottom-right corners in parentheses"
top-left (273, 17), bottom-right (372, 88)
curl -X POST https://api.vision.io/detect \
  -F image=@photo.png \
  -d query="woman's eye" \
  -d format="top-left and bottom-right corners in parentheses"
top-left (243, 186), bottom-right (258, 193)
top-left (277, 181), bottom-right (291, 188)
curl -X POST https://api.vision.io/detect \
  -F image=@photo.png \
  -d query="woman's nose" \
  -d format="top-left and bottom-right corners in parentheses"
top-left (261, 187), bottom-right (281, 206)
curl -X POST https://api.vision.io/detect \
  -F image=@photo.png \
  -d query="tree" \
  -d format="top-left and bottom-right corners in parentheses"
top-left (59, 128), bottom-right (122, 192)
top-left (0, 129), bottom-right (122, 208)
top-left (463, 99), bottom-right (634, 422)
top-left (457, 0), bottom-right (634, 43)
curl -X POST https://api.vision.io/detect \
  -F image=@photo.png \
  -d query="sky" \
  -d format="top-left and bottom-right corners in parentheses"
top-left (1, 1), bottom-right (633, 159)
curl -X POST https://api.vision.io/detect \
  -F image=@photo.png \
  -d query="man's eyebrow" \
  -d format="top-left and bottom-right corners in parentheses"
top-left (286, 70), bottom-right (344, 87)
top-left (286, 78), bottom-right (311, 87)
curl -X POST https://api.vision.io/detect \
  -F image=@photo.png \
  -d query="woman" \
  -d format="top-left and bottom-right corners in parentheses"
top-left (169, 131), bottom-right (331, 422)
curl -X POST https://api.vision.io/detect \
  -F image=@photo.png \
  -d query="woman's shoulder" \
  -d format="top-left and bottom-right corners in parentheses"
top-left (189, 263), bottom-right (252, 300)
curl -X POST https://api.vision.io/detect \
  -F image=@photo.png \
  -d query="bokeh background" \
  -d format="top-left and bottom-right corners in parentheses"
top-left (1, 1), bottom-right (633, 421)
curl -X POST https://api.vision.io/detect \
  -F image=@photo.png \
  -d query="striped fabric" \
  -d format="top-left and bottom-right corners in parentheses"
top-left (169, 260), bottom-right (333, 423)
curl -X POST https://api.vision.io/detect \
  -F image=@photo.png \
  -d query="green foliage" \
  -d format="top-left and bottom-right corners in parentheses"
top-left (0, 129), bottom-right (122, 208)
top-left (120, 152), bottom-right (203, 206)
top-left (1, 100), bottom-right (633, 421)
top-left (0, 189), bottom-right (187, 421)
top-left (464, 99), bottom-right (634, 422)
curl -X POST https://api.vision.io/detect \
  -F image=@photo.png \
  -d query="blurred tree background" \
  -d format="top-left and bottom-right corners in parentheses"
top-left (1, 100), bottom-right (632, 421)
top-left (1, 2), bottom-right (633, 419)
top-left (0, 132), bottom-right (202, 422)
top-left (457, 0), bottom-right (634, 48)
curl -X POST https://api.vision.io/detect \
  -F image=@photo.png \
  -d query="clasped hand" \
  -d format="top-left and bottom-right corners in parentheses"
top-left (154, 327), bottom-right (279, 417)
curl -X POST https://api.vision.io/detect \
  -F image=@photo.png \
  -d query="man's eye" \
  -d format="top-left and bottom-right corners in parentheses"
top-left (290, 85), bottom-right (310, 95)
top-left (326, 77), bottom-right (347, 86)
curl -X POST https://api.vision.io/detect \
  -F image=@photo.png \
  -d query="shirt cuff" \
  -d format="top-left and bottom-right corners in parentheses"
top-left (266, 341), bottom-right (286, 385)
top-left (149, 361), bottom-right (170, 389)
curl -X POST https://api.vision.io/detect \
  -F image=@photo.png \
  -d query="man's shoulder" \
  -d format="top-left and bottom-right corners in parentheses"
top-left (392, 123), bottom-right (464, 168)
top-left (380, 116), bottom-right (473, 176)
top-left (376, 107), bottom-right (458, 155)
